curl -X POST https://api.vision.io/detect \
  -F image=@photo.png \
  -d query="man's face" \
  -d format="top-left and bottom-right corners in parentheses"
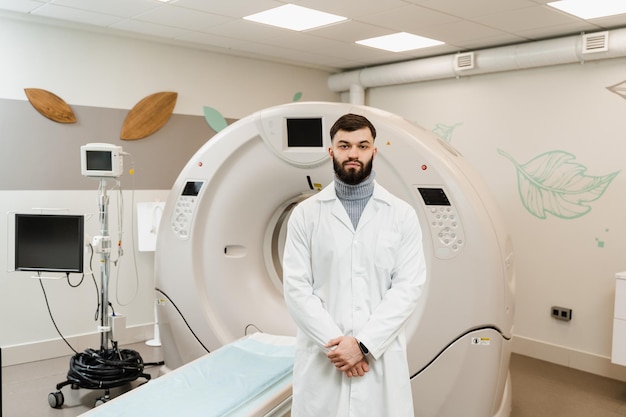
top-left (328, 127), bottom-right (377, 185)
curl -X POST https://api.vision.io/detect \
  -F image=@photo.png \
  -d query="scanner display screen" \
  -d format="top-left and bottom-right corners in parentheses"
top-left (286, 118), bottom-right (323, 148)
top-left (182, 181), bottom-right (203, 197)
top-left (418, 187), bottom-right (451, 206)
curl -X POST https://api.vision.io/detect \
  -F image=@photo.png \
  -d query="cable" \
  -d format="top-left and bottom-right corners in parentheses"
top-left (66, 271), bottom-right (84, 287)
top-left (39, 278), bottom-right (78, 355)
top-left (114, 153), bottom-right (140, 307)
top-left (144, 360), bottom-right (165, 367)
top-left (40, 277), bottom-right (151, 390)
top-left (154, 287), bottom-right (211, 354)
top-left (409, 325), bottom-right (511, 380)
top-left (245, 324), bottom-right (264, 335)
top-left (85, 243), bottom-right (101, 321)
top-left (65, 230), bottom-right (91, 290)
top-left (66, 343), bottom-right (150, 390)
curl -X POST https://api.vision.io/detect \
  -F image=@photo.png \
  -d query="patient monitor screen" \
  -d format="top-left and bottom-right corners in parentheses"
top-left (418, 187), bottom-right (451, 206)
top-left (286, 118), bottom-right (323, 148)
top-left (86, 150), bottom-right (113, 171)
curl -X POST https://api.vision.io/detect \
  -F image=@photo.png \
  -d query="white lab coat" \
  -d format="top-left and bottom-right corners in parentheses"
top-left (283, 180), bottom-right (426, 417)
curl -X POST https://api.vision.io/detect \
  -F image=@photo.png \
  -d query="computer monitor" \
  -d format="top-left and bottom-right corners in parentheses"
top-left (14, 214), bottom-right (85, 274)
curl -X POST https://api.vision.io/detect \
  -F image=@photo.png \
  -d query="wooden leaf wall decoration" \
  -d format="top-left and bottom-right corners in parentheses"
top-left (24, 88), bottom-right (76, 123)
top-left (121, 92), bottom-right (178, 140)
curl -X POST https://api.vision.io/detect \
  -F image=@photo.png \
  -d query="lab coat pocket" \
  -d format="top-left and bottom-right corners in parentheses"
top-left (374, 232), bottom-right (401, 274)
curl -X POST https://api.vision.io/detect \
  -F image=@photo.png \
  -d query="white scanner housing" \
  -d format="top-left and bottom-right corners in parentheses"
top-left (155, 102), bottom-right (515, 417)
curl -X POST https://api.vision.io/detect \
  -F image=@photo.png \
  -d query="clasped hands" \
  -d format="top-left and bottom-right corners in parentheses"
top-left (325, 336), bottom-right (369, 378)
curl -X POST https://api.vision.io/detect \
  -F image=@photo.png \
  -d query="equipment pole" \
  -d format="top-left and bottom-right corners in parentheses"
top-left (98, 179), bottom-right (111, 351)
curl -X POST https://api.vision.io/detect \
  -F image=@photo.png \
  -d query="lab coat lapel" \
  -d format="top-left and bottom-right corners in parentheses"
top-left (318, 181), bottom-right (355, 233)
top-left (355, 201), bottom-right (377, 232)
top-left (331, 199), bottom-right (355, 232)
top-left (355, 182), bottom-right (387, 233)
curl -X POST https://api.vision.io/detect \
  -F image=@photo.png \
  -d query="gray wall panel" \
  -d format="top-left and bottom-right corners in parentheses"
top-left (0, 99), bottom-right (215, 190)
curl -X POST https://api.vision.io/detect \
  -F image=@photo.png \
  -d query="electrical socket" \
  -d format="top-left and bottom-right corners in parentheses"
top-left (551, 306), bottom-right (572, 321)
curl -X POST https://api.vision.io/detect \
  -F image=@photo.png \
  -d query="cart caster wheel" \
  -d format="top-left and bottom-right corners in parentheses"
top-left (48, 391), bottom-right (64, 408)
top-left (95, 397), bottom-right (109, 407)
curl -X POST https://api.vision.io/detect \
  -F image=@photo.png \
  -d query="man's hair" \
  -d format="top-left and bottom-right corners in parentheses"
top-left (330, 113), bottom-right (377, 142)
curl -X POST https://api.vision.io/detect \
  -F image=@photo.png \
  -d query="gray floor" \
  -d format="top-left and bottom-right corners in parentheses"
top-left (509, 354), bottom-right (626, 417)
top-left (2, 349), bottom-right (626, 416)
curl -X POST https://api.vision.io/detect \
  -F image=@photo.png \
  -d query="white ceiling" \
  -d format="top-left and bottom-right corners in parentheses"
top-left (2, 0), bottom-right (626, 71)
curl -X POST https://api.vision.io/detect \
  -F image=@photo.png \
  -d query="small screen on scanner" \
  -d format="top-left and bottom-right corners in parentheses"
top-left (182, 181), bottom-right (203, 196)
top-left (286, 118), bottom-right (323, 147)
top-left (418, 187), bottom-right (451, 206)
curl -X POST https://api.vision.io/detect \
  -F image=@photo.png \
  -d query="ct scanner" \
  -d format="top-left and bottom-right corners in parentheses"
top-left (147, 102), bottom-right (514, 417)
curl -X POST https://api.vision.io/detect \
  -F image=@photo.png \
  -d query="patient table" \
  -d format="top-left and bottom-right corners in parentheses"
top-left (79, 333), bottom-right (295, 417)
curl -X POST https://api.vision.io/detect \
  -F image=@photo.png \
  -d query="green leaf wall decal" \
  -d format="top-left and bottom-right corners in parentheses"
top-left (293, 92), bottom-right (303, 102)
top-left (498, 149), bottom-right (620, 220)
top-left (431, 122), bottom-right (461, 143)
top-left (203, 106), bottom-right (228, 133)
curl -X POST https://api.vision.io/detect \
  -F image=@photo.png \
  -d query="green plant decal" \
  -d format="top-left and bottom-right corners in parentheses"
top-left (203, 105), bottom-right (228, 133)
top-left (293, 92), bottom-right (303, 102)
top-left (595, 228), bottom-right (610, 248)
top-left (498, 149), bottom-right (620, 220)
top-left (432, 122), bottom-right (461, 143)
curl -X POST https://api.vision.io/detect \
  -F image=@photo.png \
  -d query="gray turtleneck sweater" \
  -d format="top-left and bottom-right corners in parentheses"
top-left (334, 171), bottom-right (376, 229)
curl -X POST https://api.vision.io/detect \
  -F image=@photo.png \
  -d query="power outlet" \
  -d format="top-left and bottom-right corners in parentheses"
top-left (551, 306), bottom-right (572, 321)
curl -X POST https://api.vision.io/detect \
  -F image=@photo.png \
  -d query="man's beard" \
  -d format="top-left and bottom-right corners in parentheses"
top-left (333, 156), bottom-right (373, 185)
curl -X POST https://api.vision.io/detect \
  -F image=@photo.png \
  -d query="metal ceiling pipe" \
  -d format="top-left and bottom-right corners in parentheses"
top-left (328, 27), bottom-right (626, 98)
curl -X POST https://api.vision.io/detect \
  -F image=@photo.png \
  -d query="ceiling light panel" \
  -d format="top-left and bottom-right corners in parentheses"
top-left (548, 0), bottom-right (626, 19)
top-left (356, 32), bottom-right (444, 52)
top-left (243, 4), bottom-right (347, 31)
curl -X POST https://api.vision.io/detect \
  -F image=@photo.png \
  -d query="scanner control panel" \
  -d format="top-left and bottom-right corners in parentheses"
top-left (171, 180), bottom-right (204, 240)
top-left (417, 187), bottom-right (465, 259)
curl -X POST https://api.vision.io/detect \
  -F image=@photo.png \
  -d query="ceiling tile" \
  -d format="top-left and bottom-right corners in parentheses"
top-left (515, 21), bottom-right (601, 41)
top-left (589, 14), bottom-right (626, 29)
top-left (32, 4), bottom-right (122, 26)
top-left (53, 0), bottom-right (161, 18)
top-left (425, 19), bottom-right (524, 46)
top-left (449, 33), bottom-right (527, 50)
top-left (357, 4), bottom-right (460, 34)
top-left (3, 0), bottom-right (626, 71)
top-left (296, 0), bottom-right (408, 19)
top-left (0, 0), bottom-right (46, 13)
top-left (406, 0), bottom-right (540, 18)
top-left (200, 19), bottom-right (288, 42)
top-left (472, 4), bottom-right (583, 32)
top-left (134, 4), bottom-right (231, 31)
top-left (110, 18), bottom-right (195, 39)
top-left (313, 39), bottom-right (397, 62)
top-left (310, 20), bottom-right (392, 43)
top-left (173, 0), bottom-right (283, 18)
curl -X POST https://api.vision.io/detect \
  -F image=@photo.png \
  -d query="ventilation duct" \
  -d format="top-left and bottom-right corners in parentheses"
top-left (454, 52), bottom-right (475, 71)
top-left (582, 31), bottom-right (609, 53)
top-left (329, 28), bottom-right (626, 104)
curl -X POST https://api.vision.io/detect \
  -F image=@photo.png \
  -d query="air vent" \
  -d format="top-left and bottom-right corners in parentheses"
top-left (582, 32), bottom-right (609, 54)
top-left (454, 52), bottom-right (475, 71)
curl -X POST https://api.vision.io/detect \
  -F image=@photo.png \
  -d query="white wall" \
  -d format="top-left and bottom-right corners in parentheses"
top-left (0, 16), bottom-right (337, 365)
top-left (367, 58), bottom-right (626, 379)
top-left (0, 17), bottom-right (335, 118)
